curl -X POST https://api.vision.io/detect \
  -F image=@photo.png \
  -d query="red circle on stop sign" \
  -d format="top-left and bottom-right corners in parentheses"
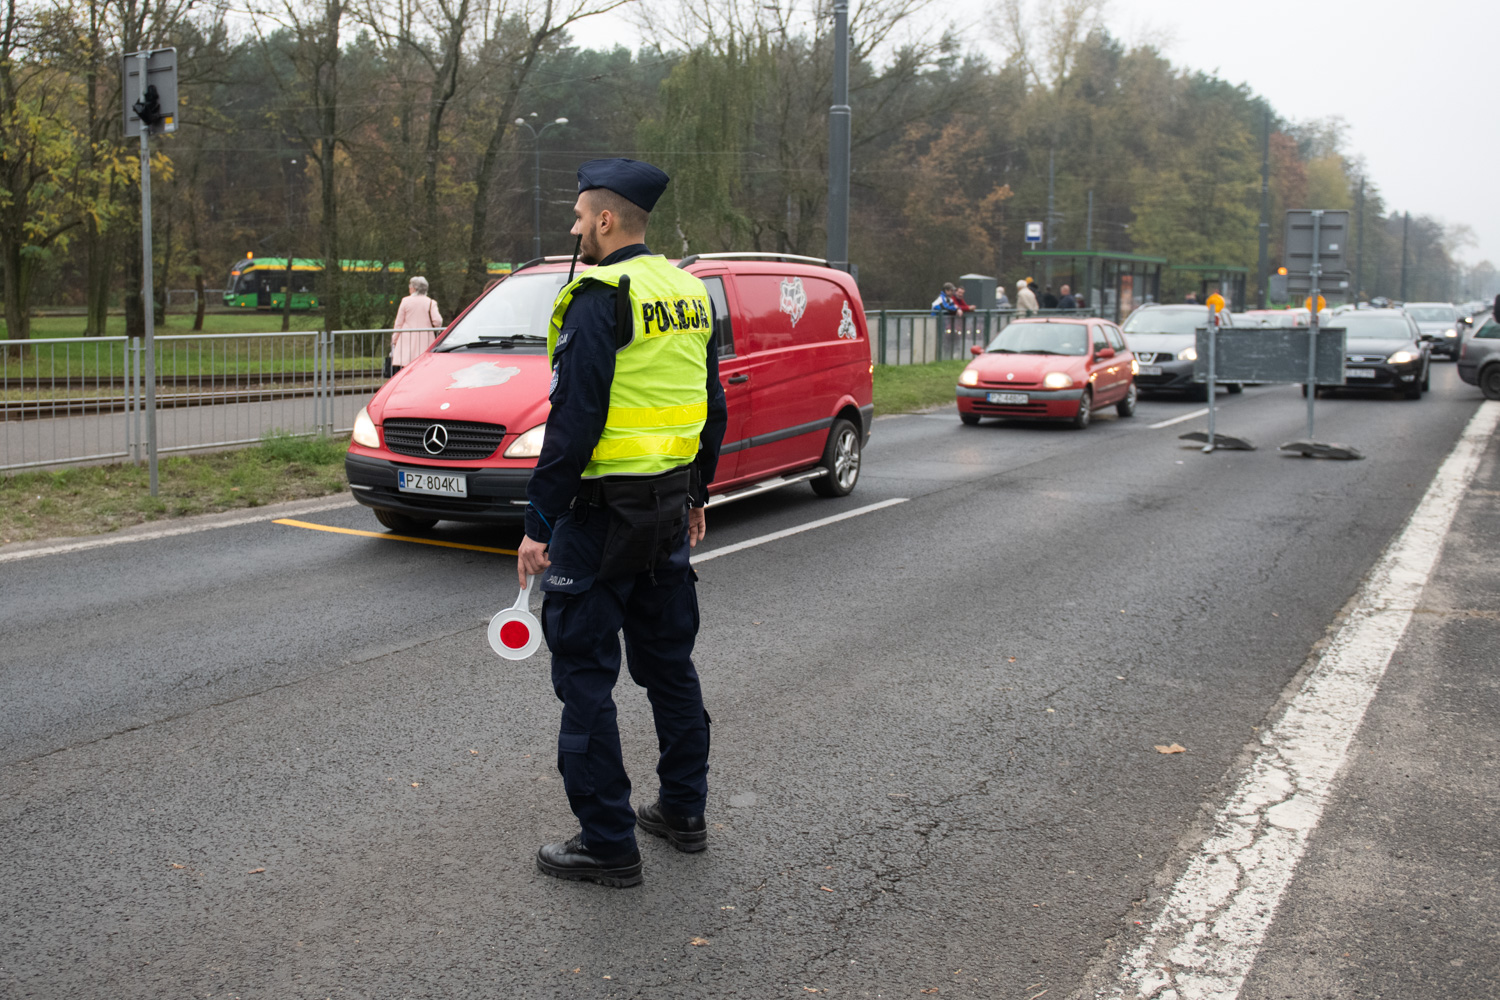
top-left (500, 620), bottom-right (531, 649)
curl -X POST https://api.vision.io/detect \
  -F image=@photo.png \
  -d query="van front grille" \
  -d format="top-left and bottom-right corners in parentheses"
top-left (383, 418), bottom-right (507, 460)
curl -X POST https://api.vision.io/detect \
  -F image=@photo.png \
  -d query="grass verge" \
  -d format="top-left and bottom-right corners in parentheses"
top-left (5, 313), bottom-right (326, 339)
top-left (872, 360), bottom-right (966, 414)
top-left (0, 433), bottom-right (349, 546)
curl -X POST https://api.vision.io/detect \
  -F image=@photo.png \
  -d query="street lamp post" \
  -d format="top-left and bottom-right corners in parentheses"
top-left (514, 114), bottom-right (568, 260)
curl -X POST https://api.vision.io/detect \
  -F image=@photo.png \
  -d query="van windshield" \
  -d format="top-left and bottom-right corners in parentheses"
top-left (436, 271), bottom-right (568, 353)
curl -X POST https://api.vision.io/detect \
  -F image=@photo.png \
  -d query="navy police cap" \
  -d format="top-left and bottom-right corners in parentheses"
top-left (577, 158), bottom-right (670, 212)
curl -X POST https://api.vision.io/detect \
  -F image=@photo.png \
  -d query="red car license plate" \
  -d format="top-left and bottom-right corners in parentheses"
top-left (986, 391), bottom-right (1029, 404)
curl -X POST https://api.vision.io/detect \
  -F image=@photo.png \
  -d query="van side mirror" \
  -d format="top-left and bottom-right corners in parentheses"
top-left (970, 345), bottom-right (983, 356)
top-left (1096, 346), bottom-right (1115, 359)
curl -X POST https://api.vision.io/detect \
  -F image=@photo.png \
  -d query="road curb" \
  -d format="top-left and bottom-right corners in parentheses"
top-left (0, 494), bottom-right (357, 564)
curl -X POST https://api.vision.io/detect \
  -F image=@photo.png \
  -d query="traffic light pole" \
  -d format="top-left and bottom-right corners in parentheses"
top-left (137, 51), bottom-right (159, 495)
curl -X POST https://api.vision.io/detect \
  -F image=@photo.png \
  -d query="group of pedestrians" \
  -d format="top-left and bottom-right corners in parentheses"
top-left (932, 277), bottom-right (1086, 319)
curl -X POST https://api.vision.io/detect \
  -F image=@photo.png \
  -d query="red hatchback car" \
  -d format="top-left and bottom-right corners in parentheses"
top-left (345, 254), bottom-right (874, 531)
top-left (955, 317), bottom-right (1137, 429)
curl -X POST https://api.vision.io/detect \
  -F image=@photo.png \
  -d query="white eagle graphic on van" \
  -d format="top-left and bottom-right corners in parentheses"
top-left (779, 277), bottom-right (807, 327)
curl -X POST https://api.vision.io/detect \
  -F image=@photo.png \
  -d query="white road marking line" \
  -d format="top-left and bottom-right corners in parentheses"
top-left (0, 498), bottom-right (358, 564)
top-left (1149, 408), bottom-right (1210, 429)
top-left (693, 498), bottom-right (909, 564)
top-left (1103, 400), bottom-right (1500, 1000)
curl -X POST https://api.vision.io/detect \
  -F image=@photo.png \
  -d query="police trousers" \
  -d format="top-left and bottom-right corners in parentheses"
top-left (539, 507), bottom-right (710, 855)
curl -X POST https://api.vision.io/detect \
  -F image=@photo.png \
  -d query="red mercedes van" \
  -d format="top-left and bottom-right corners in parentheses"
top-left (345, 253), bottom-right (874, 531)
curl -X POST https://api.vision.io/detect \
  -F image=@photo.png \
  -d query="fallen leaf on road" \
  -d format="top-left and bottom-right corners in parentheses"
top-left (411, 782), bottom-right (421, 787)
top-left (469, 749), bottom-right (478, 755)
top-left (248, 868), bottom-right (265, 874)
top-left (573, 967), bottom-right (581, 973)
top-left (171, 863), bottom-right (187, 869)
top-left (1029, 990), bottom-right (1050, 1000)
top-left (689, 937), bottom-right (709, 946)
top-left (1008, 657), bottom-right (1016, 663)
top-left (1046, 708), bottom-right (1055, 713)
top-left (921, 990), bottom-right (940, 995)
top-left (752, 621), bottom-right (762, 625)
top-left (1154, 744), bottom-right (1186, 754)
top-left (603, 975), bottom-right (612, 979)
top-left (720, 905), bottom-right (735, 910)
top-left (819, 885), bottom-right (835, 892)
top-left (804, 989), bottom-right (820, 994)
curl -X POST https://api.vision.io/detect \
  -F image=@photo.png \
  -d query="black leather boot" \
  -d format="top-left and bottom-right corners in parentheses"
top-left (536, 835), bottom-right (643, 887)
top-left (636, 800), bottom-right (707, 853)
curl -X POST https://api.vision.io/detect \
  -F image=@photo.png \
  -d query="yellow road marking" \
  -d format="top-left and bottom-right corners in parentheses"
top-left (273, 518), bottom-right (518, 555)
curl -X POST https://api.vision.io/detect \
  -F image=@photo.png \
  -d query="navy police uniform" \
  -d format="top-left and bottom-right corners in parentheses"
top-left (526, 160), bottom-right (728, 868)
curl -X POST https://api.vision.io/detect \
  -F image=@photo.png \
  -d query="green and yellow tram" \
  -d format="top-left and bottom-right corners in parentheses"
top-left (223, 256), bottom-right (512, 311)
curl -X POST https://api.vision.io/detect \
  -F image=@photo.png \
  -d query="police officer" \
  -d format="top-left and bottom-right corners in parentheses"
top-left (516, 158), bottom-right (728, 888)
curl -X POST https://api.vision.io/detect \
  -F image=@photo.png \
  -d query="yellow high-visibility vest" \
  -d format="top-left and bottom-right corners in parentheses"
top-left (548, 255), bottom-right (713, 478)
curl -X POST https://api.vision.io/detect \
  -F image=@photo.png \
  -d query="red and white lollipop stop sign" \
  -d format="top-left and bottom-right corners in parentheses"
top-left (488, 574), bottom-right (542, 660)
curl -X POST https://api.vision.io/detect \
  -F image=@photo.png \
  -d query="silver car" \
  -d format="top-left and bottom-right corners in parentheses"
top-left (1404, 302), bottom-right (1461, 359)
top-left (1456, 313), bottom-right (1500, 399)
top-left (1121, 304), bottom-right (1244, 401)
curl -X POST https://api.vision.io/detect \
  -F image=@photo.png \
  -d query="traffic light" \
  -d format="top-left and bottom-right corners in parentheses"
top-left (1268, 270), bottom-right (1289, 303)
top-left (132, 84), bottom-right (163, 129)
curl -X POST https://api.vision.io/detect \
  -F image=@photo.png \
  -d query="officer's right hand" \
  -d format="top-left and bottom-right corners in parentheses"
top-left (517, 535), bottom-right (550, 588)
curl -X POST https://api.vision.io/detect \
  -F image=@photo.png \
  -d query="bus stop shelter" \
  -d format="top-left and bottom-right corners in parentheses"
top-left (1169, 264), bottom-right (1248, 310)
top-left (1020, 250), bottom-right (1165, 324)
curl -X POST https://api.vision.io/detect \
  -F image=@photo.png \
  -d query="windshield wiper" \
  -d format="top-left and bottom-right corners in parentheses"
top-left (435, 334), bottom-right (544, 352)
top-left (988, 348), bottom-right (1018, 353)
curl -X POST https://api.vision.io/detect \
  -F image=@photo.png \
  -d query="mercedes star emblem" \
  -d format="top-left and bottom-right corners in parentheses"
top-left (423, 423), bottom-right (449, 455)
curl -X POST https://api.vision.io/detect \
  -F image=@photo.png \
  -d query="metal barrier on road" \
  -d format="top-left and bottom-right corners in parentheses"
top-left (0, 328), bottom-right (425, 473)
top-left (867, 308), bottom-right (1099, 365)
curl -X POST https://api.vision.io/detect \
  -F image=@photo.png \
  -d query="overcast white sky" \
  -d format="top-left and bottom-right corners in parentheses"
top-left (564, 0), bottom-right (1500, 268)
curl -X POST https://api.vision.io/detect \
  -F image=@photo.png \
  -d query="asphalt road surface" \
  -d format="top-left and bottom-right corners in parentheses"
top-left (2, 367), bottom-right (1495, 999)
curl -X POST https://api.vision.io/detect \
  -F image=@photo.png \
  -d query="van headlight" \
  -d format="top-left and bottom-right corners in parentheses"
top-left (1177, 346), bottom-right (1198, 361)
top-left (959, 368), bottom-right (980, 387)
top-left (1386, 349), bottom-right (1417, 365)
top-left (504, 423), bottom-right (547, 458)
top-left (1042, 371), bottom-right (1073, 389)
top-left (351, 406), bottom-right (380, 448)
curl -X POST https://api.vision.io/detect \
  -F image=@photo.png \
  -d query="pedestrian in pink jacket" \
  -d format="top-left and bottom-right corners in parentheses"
top-left (389, 276), bottom-right (443, 373)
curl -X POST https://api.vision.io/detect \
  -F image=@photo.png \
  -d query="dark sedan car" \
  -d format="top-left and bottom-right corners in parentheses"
top-left (1121, 304), bottom-right (1243, 401)
top-left (1306, 309), bottom-right (1430, 399)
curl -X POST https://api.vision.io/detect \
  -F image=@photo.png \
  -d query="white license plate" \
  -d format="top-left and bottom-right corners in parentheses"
top-left (987, 392), bottom-right (1029, 404)
top-left (1344, 368), bottom-right (1376, 379)
top-left (398, 470), bottom-right (467, 497)
top-left (1137, 365), bottom-right (1163, 376)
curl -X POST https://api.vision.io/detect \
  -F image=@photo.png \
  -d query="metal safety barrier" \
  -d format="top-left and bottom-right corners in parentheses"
top-left (867, 308), bottom-right (1099, 365)
top-left (0, 327), bottom-right (427, 473)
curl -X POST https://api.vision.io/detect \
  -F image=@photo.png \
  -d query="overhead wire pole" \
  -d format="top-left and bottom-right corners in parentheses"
top-left (1399, 210), bottom-right (1410, 301)
top-left (826, 0), bottom-right (851, 271)
top-left (1355, 177), bottom-right (1365, 301)
top-left (1257, 107), bottom-right (1270, 309)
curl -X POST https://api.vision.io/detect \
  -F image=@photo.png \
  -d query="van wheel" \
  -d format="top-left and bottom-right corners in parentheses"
top-left (1116, 383), bottom-right (1138, 417)
top-left (374, 508), bottom-right (438, 532)
top-left (812, 418), bottom-right (861, 497)
top-left (960, 412), bottom-right (981, 426)
top-left (1226, 383), bottom-right (1244, 394)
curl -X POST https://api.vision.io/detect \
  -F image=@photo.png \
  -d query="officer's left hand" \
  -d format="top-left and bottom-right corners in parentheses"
top-left (517, 535), bottom-right (550, 588)
top-left (688, 507), bottom-right (706, 547)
